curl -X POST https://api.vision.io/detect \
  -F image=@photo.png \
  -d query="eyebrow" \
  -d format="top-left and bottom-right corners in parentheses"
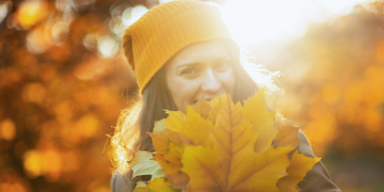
top-left (175, 56), bottom-right (231, 70)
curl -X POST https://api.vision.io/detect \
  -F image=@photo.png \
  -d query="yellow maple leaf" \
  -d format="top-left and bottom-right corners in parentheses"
top-left (181, 94), bottom-right (293, 191)
top-left (208, 95), bottom-right (223, 124)
top-left (277, 151), bottom-right (321, 192)
top-left (163, 106), bottom-right (211, 147)
top-left (163, 110), bottom-right (186, 132)
top-left (182, 106), bottom-right (211, 147)
top-left (241, 87), bottom-right (278, 153)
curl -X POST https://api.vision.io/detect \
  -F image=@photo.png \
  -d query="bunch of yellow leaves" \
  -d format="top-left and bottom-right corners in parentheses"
top-left (130, 87), bottom-right (320, 192)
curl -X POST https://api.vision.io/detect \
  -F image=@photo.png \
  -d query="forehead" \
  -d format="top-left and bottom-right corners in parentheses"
top-left (165, 40), bottom-right (229, 67)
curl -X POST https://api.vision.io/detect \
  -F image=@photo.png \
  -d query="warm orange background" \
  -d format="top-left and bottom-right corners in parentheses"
top-left (0, 0), bottom-right (383, 192)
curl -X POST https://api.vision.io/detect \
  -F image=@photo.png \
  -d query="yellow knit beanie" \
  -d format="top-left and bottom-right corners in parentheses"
top-left (122, 0), bottom-right (235, 94)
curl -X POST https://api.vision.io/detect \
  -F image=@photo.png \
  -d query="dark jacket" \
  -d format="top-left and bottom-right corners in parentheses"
top-left (111, 131), bottom-right (340, 192)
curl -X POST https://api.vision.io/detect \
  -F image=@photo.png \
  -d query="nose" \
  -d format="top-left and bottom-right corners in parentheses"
top-left (201, 68), bottom-right (221, 94)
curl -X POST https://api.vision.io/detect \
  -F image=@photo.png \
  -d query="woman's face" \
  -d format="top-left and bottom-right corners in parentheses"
top-left (164, 40), bottom-right (236, 113)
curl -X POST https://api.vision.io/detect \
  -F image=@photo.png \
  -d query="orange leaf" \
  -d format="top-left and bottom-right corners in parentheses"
top-left (192, 98), bottom-right (211, 119)
top-left (148, 128), bottom-right (183, 156)
top-left (133, 181), bottom-right (150, 192)
top-left (153, 154), bottom-right (182, 175)
top-left (275, 125), bottom-right (300, 148)
top-left (153, 154), bottom-right (189, 188)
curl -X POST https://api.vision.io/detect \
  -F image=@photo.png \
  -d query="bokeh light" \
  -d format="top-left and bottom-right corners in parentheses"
top-left (26, 25), bottom-right (51, 54)
top-left (1, 0), bottom-right (384, 192)
top-left (16, 0), bottom-right (48, 29)
top-left (98, 35), bottom-right (120, 58)
top-left (0, 1), bottom-right (11, 24)
top-left (0, 119), bottom-right (16, 141)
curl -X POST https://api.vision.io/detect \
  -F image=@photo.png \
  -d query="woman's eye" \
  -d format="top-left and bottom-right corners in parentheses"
top-left (181, 68), bottom-right (197, 75)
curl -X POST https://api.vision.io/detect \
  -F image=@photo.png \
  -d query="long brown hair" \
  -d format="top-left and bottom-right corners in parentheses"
top-left (109, 40), bottom-right (282, 190)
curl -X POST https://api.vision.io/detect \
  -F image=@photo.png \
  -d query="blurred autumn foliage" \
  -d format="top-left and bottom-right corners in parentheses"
top-left (276, 3), bottom-right (384, 154)
top-left (0, 0), bottom-right (144, 191)
top-left (0, 0), bottom-right (384, 192)
top-left (266, 2), bottom-right (384, 191)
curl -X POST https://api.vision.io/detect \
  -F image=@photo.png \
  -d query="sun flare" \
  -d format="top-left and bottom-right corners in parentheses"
top-left (220, 0), bottom-right (373, 45)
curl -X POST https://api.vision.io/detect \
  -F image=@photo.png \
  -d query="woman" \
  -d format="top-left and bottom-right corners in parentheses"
top-left (109, 0), bottom-right (340, 191)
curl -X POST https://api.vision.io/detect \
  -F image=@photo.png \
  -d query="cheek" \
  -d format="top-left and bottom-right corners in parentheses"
top-left (167, 77), bottom-right (201, 112)
top-left (220, 69), bottom-right (236, 93)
